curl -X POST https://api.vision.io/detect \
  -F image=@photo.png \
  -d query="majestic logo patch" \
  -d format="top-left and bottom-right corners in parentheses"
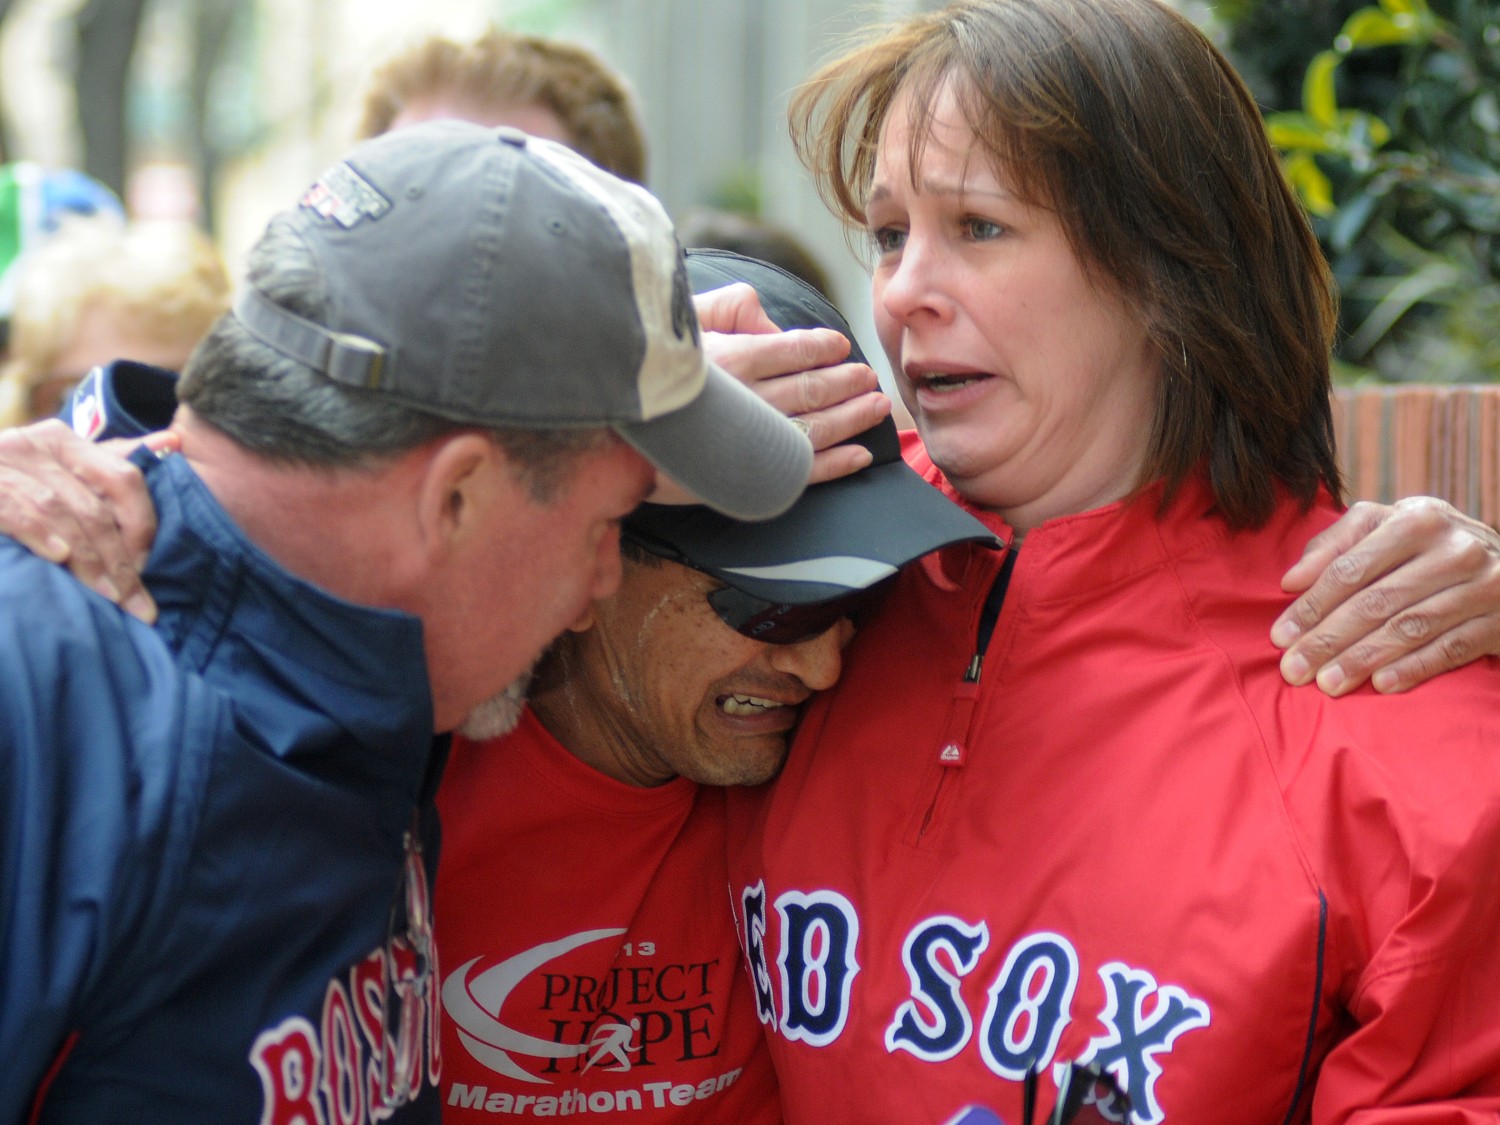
top-left (301, 163), bottom-right (392, 228)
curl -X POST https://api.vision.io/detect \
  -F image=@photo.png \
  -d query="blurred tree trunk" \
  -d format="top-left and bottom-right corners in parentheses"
top-left (0, 0), bottom-right (20, 161)
top-left (187, 0), bottom-right (238, 233)
top-left (73, 0), bottom-right (149, 199)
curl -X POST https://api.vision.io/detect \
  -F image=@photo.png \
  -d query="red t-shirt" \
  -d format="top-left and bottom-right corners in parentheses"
top-left (435, 710), bottom-right (779, 1122)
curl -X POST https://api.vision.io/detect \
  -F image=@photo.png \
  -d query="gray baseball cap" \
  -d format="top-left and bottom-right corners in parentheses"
top-left (231, 120), bottom-right (810, 521)
top-left (624, 249), bottom-right (999, 605)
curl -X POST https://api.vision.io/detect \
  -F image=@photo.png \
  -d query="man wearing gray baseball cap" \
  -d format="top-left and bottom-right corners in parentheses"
top-left (0, 121), bottom-right (813, 1124)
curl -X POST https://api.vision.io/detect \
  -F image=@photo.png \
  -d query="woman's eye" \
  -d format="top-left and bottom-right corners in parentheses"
top-left (870, 226), bottom-right (906, 253)
top-left (964, 217), bottom-right (1004, 241)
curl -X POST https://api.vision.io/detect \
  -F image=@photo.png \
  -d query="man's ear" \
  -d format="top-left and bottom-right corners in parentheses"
top-left (416, 432), bottom-right (507, 555)
top-left (565, 602), bottom-right (598, 633)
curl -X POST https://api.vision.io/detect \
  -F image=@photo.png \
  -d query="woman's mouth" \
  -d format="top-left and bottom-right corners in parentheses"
top-left (907, 367), bottom-right (995, 408)
top-left (916, 368), bottom-right (986, 388)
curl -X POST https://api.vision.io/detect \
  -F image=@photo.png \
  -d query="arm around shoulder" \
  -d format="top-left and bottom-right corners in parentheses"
top-left (1275, 497), bottom-right (1500, 695)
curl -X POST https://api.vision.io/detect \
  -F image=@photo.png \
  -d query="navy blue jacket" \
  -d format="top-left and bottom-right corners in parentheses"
top-left (1, 424), bottom-right (445, 1122)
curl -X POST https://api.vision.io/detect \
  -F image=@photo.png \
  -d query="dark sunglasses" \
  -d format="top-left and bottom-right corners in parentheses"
top-left (704, 579), bottom-right (890, 645)
top-left (622, 528), bottom-right (892, 645)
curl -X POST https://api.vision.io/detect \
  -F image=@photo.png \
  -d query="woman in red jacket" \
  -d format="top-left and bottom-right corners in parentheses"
top-left (727, 2), bottom-right (1500, 1122)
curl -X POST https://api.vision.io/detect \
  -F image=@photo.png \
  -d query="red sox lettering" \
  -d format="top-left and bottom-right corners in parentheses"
top-left (250, 940), bottom-right (441, 1125)
top-left (252, 835), bottom-right (440, 1125)
top-left (739, 883), bottom-right (1210, 1125)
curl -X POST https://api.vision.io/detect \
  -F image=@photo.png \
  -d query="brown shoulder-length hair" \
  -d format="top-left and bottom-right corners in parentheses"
top-left (791, 0), bottom-right (1341, 529)
top-left (357, 29), bottom-right (648, 186)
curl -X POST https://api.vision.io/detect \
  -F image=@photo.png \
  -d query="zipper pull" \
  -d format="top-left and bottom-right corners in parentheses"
top-left (937, 654), bottom-right (982, 768)
top-left (938, 542), bottom-right (1012, 770)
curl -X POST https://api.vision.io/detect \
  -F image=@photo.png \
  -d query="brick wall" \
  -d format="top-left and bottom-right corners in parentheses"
top-left (1332, 385), bottom-right (1500, 524)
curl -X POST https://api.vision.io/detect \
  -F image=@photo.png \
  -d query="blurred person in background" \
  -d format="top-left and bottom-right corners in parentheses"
top-left (356, 27), bottom-right (647, 184)
top-left (676, 207), bottom-right (835, 301)
top-left (0, 161), bottom-right (123, 364)
top-left (353, 28), bottom-right (848, 312)
top-left (0, 215), bottom-right (229, 427)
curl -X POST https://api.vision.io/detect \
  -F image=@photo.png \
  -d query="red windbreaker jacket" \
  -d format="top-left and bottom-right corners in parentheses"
top-left (728, 450), bottom-right (1500, 1125)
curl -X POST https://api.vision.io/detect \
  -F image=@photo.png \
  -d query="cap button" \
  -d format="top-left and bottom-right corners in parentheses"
top-left (496, 126), bottom-right (529, 148)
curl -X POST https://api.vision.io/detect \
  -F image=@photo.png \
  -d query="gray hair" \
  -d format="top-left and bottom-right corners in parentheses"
top-left (177, 216), bottom-right (613, 502)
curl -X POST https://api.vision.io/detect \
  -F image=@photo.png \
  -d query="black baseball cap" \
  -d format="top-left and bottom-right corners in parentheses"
top-left (623, 249), bottom-right (998, 605)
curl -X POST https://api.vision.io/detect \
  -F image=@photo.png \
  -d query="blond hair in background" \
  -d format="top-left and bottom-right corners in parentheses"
top-left (356, 28), bottom-right (648, 184)
top-left (0, 217), bottom-right (230, 427)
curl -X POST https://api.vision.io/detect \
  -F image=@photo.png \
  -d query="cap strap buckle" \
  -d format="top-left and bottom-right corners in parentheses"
top-left (233, 286), bottom-right (389, 389)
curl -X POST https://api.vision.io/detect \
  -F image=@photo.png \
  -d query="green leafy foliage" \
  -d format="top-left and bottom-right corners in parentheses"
top-left (1227, 0), bottom-right (1500, 382)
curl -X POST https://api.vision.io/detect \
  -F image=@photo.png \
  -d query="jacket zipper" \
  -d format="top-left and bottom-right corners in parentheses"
top-left (917, 545), bottom-right (1016, 842)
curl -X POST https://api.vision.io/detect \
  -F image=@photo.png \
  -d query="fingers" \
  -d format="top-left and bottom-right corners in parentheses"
top-left (141, 429), bottom-right (182, 456)
top-left (1278, 500), bottom-right (1391, 595)
top-left (1274, 499), bottom-right (1479, 645)
top-left (645, 389), bottom-right (891, 504)
top-left (810, 443), bottom-right (876, 487)
top-left (1272, 496), bottom-right (1500, 694)
top-left (752, 359), bottom-right (882, 423)
top-left (0, 419), bottom-right (159, 623)
top-left (705, 326), bottom-right (858, 392)
top-left (1365, 614), bottom-right (1500, 693)
top-left (693, 283), bottom-right (781, 336)
top-left (82, 441), bottom-right (163, 621)
top-left (1279, 584), bottom-right (1495, 695)
top-left (794, 389), bottom-right (892, 451)
top-left (696, 302), bottom-right (896, 489)
top-left (803, 392), bottom-right (893, 485)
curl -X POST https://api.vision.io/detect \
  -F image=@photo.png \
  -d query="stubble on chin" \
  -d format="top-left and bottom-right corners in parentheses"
top-left (458, 665), bottom-right (535, 741)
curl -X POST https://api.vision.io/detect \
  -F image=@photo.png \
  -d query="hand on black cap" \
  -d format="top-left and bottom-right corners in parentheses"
top-left (694, 283), bottom-right (892, 487)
